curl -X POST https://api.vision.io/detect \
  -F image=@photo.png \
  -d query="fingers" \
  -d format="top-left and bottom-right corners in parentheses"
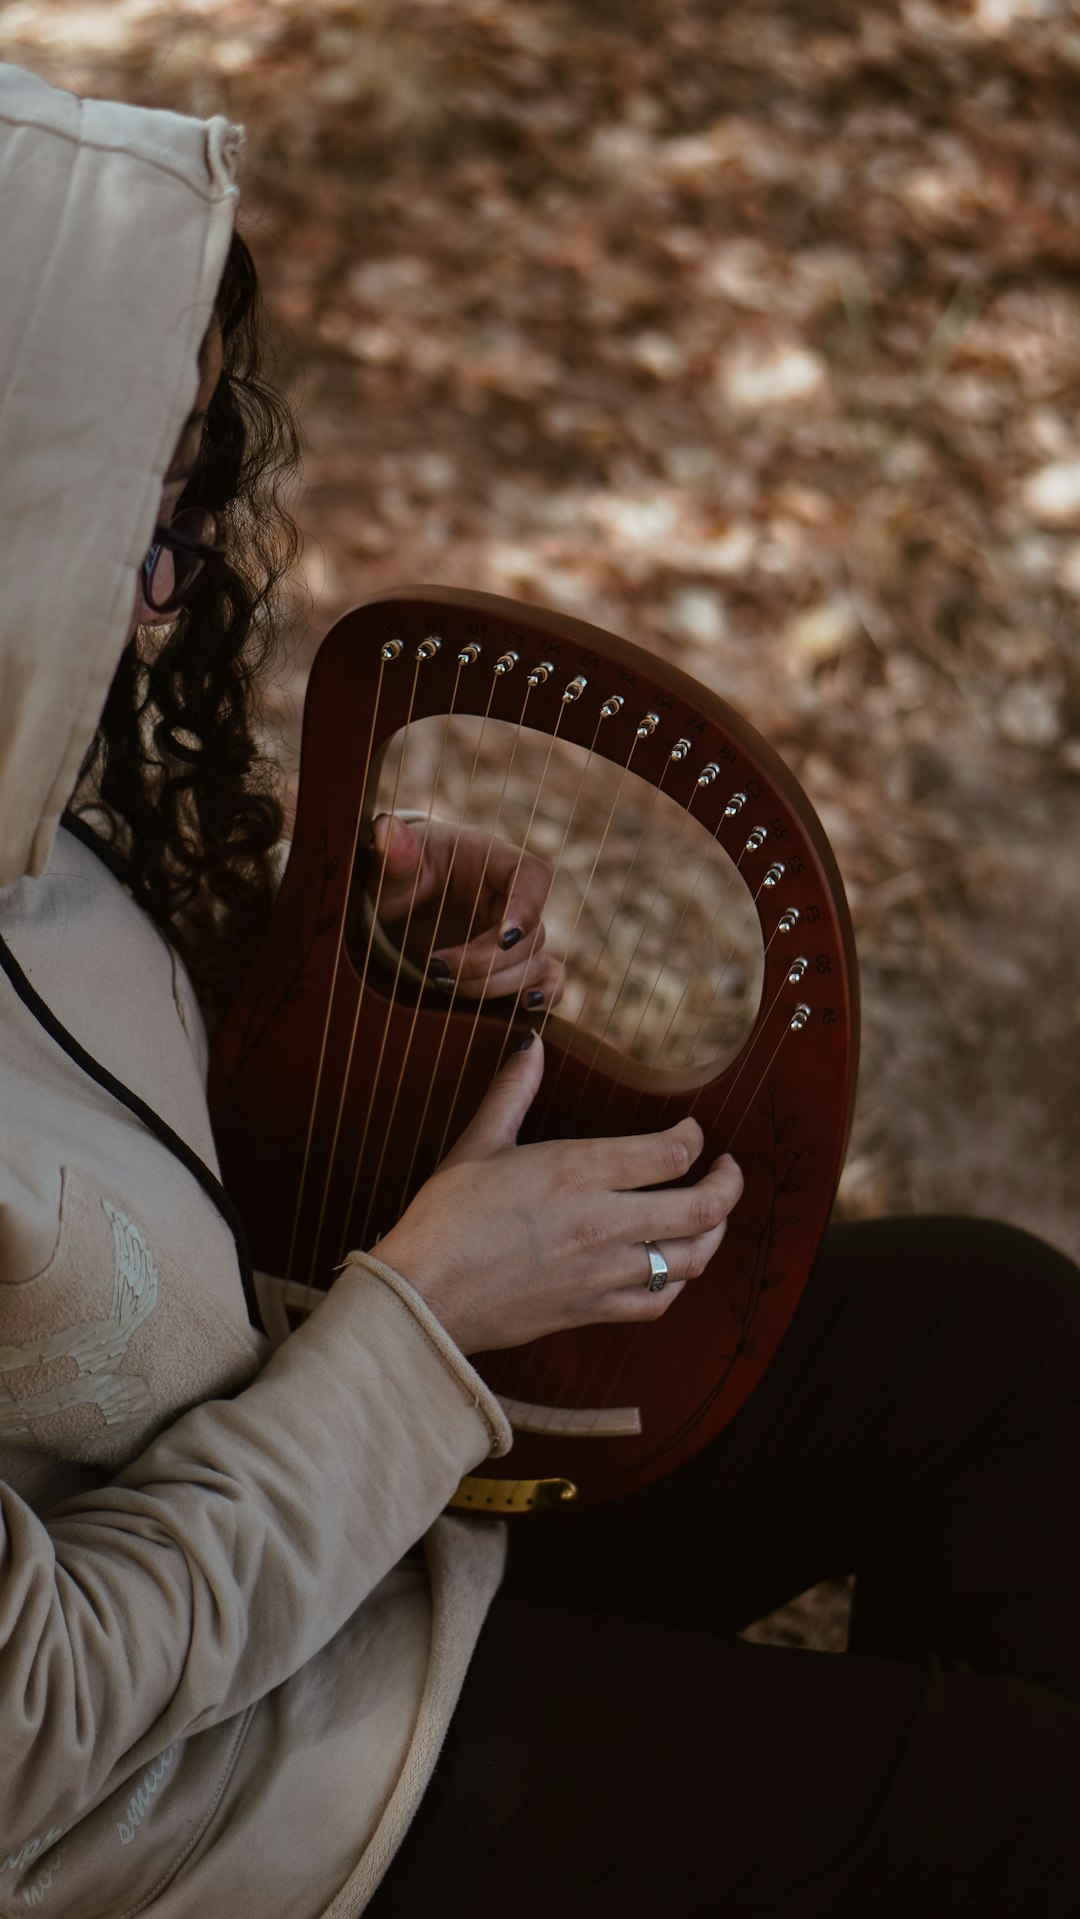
top-left (600, 1275), bottom-right (689, 1321)
top-left (369, 813), bottom-right (425, 924)
top-left (517, 953), bottom-right (565, 1012)
top-left (591, 1115), bottom-right (707, 1191)
top-left (371, 815), bottom-right (557, 1002)
top-left (613, 1200), bottom-right (732, 1297)
top-left (430, 843), bottom-right (551, 984)
top-left (601, 1235), bottom-right (711, 1321)
top-left (430, 946), bottom-right (565, 1009)
top-left (494, 842), bottom-right (552, 952)
top-left (571, 1155), bottom-right (742, 1326)
top-left (616, 1152), bottom-right (745, 1244)
top-left (580, 1152), bottom-right (742, 1276)
top-left (549, 1148), bottom-right (742, 1322)
top-left (443, 1032), bottom-right (545, 1162)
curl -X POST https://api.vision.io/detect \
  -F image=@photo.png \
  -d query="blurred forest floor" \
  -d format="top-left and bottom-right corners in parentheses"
top-left (7, 0), bottom-right (1079, 1649)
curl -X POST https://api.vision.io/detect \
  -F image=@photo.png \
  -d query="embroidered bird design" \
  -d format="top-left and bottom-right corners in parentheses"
top-left (0, 1199), bottom-right (158, 1438)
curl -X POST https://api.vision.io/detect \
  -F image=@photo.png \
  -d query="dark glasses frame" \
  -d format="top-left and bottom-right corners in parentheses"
top-left (142, 506), bottom-right (227, 615)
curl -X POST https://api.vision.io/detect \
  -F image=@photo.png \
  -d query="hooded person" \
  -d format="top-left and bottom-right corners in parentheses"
top-left (0, 58), bottom-right (748, 1918)
top-left (4, 54), bottom-right (1080, 1919)
top-left (0, 61), bottom-right (512, 1918)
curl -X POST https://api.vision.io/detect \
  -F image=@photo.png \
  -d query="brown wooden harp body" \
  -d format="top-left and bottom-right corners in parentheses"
top-left (208, 587), bottom-right (858, 1514)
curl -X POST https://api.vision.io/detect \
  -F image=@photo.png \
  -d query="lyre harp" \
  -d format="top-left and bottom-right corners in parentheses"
top-left (208, 587), bottom-right (859, 1511)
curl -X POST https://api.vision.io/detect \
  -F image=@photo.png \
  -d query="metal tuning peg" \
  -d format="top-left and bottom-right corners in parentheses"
top-left (416, 634), bottom-right (442, 661)
top-left (562, 675), bottom-right (587, 703)
top-left (457, 642), bottom-right (481, 665)
top-left (495, 650), bottom-right (519, 675)
top-left (600, 695), bottom-right (625, 719)
top-left (379, 638), bottom-right (403, 662)
top-left (526, 660), bottom-right (553, 688)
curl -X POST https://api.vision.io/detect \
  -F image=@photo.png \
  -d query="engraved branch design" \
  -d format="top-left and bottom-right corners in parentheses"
top-left (641, 1079), bottom-right (807, 1469)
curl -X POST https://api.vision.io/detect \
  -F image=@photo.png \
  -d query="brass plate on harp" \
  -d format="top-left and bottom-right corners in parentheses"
top-left (449, 1474), bottom-right (578, 1515)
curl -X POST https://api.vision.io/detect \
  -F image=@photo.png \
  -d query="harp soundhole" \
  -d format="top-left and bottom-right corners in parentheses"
top-left (369, 715), bottom-right (765, 1074)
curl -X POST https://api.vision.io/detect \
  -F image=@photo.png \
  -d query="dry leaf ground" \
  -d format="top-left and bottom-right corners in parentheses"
top-left (8, 0), bottom-right (1079, 1651)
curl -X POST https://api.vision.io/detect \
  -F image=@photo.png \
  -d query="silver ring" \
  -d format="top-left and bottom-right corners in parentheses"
top-left (643, 1242), bottom-right (669, 1293)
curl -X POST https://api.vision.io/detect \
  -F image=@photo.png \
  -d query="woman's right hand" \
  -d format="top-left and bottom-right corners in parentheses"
top-left (372, 1035), bottom-right (744, 1355)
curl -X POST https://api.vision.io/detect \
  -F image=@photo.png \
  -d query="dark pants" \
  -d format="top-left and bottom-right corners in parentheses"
top-left (370, 1218), bottom-right (1080, 1916)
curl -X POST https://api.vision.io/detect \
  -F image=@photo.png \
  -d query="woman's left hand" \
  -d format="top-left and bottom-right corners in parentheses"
top-left (368, 813), bottom-right (564, 1008)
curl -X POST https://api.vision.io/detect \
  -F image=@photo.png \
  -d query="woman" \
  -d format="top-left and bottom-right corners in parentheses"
top-left (0, 63), bottom-right (1077, 1919)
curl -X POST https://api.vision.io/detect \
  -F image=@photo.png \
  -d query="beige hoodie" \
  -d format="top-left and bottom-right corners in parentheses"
top-left (0, 64), bottom-right (509, 1918)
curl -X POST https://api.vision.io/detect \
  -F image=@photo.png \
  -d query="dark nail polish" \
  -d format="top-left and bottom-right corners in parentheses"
top-left (511, 1030), bottom-right (535, 1052)
top-left (525, 988), bottom-right (545, 1008)
top-left (500, 926), bottom-right (524, 950)
top-left (428, 958), bottom-right (452, 982)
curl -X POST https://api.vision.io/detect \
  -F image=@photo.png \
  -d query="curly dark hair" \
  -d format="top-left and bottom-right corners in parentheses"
top-left (77, 232), bottom-right (301, 1024)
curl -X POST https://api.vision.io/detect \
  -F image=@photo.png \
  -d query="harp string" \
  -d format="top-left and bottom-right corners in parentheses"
top-left (506, 771), bottom-right (702, 1435)
top-left (356, 660), bottom-right (525, 1251)
top-left (721, 1013), bottom-right (804, 1146)
top-left (648, 879), bottom-right (761, 1080)
top-left (455, 698), bottom-right (634, 1481)
top-left (636, 791), bottom-right (771, 1077)
top-left (527, 728), bottom-right (645, 1140)
top-left (675, 891), bottom-right (775, 1089)
top-left (586, 826), bottom-right (760, 1145)
top-left (454, 724), bottom-right (736, 1434)
top-left (300, 656), bottom-right (427, 1302)
top-left (397, 680), bottom-right (795, 1456)
top-left (357, 657), bottom-right (540, 1244)
top-left (549, 799), bottom-right (742, 1151)
top-left (428, 675), bottom-right (606, 1504)
top-left (418, 683), bottom-right (579, 1159)
top-left (346, 660), bottom-right (475, 1258)
top-left (559, 884), bottom-right (809, 1433)
top-left (428, 688), bottom-right (607, 1182)
top-left (522, 940), bottom-right (813, 1459)
top-left (426, 686), bottom-right (559, 1153)
top-left (679, 909), bottom-right (803, 1137)
top-left (493, 724), bottom-right (659, 1470)
top-left (500, 741), bottom-right (730, 1453)
top-left (648, 879), bottom-right (755, 1071)
top-left (485, 755), bottom-right (674, 1124)
top-left (283, 653), bottom-right (389, 1291)
top-left (661, 819), bottom-right (783, 1079)
top-left (593, 789), bottom-right (718, 1074)
top-left (388, 668), bottom-right (543, 1221)
top-left (513, 815), bottom-right (771, 1429)
top-left (547, 964), bottom-right (806, 1442)
top-left (325, 657), bottom-right (800, 1432)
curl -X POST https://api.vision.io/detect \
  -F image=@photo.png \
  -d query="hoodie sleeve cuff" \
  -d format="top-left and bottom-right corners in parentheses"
top-left (338, 1248), bottom-right (513, 1459)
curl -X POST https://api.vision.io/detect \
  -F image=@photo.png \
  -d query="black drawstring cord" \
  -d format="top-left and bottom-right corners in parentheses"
top-left (58, 808), bottom-right (136, 888)
top-left (0, 926), bottom-right (264, 1334)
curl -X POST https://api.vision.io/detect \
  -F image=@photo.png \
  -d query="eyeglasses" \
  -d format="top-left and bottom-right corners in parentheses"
top-left (141, 506), bottom-right (226, 615)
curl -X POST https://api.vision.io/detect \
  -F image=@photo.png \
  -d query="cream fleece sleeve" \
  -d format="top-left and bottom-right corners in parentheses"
top-left (0, 1256), bottom-right (511, 1844)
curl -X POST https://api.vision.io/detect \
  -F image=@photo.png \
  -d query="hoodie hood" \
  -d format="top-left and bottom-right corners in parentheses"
top-left (0, 64), bottom-right (241, 887)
